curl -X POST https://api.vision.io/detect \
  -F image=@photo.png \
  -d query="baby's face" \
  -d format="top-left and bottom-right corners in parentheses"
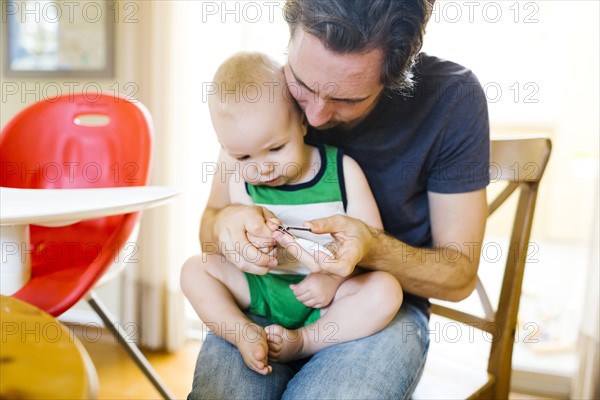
top-left (212, 96), bottom-right (309, 187)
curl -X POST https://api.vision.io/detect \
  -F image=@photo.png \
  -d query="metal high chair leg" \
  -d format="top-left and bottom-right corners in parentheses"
top-left (87, 291), bottom-right (175, 400)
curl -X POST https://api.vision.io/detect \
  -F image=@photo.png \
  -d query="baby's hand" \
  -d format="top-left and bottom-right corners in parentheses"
top-left (273, 231), bottom-right (336, 274)
top-left (290, 273), bottom-right (344, 309)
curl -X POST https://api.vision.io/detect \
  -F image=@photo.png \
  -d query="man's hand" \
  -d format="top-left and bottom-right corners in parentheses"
top-left (290, 273), bottom-right (344, 309)
top-left (209, 204), bottom-right (280, 275)
top-left (301, 214), bottom-right (377, 277)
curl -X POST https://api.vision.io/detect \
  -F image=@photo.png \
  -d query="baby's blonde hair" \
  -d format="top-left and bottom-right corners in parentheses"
top-left (208, 51), bottom-right (292, 117)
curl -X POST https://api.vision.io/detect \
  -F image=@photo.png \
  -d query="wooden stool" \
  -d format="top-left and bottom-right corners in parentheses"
top-left (0, 296), bottom-right (98, 399)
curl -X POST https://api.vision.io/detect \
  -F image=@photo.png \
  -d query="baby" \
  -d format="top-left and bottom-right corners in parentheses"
top-left (181, 51), bottom-right (403, 375)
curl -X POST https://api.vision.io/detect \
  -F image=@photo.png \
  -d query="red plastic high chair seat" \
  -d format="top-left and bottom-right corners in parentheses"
top-left (1, 93), bottom-right (174, 399)
top-left (0, 92), bottom-right (152, 316)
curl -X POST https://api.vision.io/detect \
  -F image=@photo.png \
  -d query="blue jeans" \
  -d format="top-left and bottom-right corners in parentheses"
top-left (187, 303), bottom-right (430, 400)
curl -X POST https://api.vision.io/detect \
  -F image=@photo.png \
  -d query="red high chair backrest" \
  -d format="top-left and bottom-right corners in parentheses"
top-left (0, 93), bottom-right (152, 316)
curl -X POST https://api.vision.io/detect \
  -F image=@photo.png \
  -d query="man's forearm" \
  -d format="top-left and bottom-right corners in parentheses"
top-left (360, 228), bottom-right (480, 302)
top-left (200, 207), bottom-right (219, 246)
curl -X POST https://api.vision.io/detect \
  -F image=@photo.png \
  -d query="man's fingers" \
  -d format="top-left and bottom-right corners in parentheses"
top-left (213, 204), bottom-right (281, 271)
top-left (261, 208), bottom-right (281, 231)
top-left (247, 220), bottom-right (274, 239)
top-left (304, 217), bottom-right (331, 235)
top-left (241, 206), bottom-right (280, 242)
top-left (304, 214), bottom-right (347, 234)
top-left (227, 255), bottom-right (273, 275)
top-left (247, 232), bottom-right (277, 249)
top-left (223, 233), bottom-right (277, 270)
top-left (261, 207), bottom-right (277, 220)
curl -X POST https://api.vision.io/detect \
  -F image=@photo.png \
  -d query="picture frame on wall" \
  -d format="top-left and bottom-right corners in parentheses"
top-left (2, 0), bottom-right (114, 78)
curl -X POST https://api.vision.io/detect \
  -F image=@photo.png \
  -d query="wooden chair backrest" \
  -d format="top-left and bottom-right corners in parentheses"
top-left (430, 136), bottom-right (552, 399)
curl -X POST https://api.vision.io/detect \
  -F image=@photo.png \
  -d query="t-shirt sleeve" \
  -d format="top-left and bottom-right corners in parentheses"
top-left (427, 71), bottom-right (490, 193)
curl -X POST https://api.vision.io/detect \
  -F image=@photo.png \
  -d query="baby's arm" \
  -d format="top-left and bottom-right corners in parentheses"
top-left (342, 155), bottom-right (383, 230)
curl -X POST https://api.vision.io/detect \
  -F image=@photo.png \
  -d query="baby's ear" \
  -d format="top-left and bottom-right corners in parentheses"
top-left (301, 115), bottom-right (308, 136)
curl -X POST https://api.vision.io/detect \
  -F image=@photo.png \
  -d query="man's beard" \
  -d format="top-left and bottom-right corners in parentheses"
top-left (312, 119), bottom-right (345, 131)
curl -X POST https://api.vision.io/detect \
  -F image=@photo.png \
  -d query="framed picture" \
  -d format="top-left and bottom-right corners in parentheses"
top-left (2, 0), bottom-right (114, 77)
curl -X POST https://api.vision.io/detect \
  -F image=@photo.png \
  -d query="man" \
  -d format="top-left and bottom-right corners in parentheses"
top-left (188, 0), bottom-right (489, 398)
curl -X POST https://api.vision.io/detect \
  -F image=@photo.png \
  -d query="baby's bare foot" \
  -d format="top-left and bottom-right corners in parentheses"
top-left (238, 323), bottom-right (272, 375)
top-left (265, 324), bottom-right (306, 362)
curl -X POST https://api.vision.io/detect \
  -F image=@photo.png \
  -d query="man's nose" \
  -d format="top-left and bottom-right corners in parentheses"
top-left (304, 97), bottom-right (332, 127)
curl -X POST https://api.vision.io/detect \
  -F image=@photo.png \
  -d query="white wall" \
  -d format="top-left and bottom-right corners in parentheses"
top-left (423, 0), bottom-right (599, 243)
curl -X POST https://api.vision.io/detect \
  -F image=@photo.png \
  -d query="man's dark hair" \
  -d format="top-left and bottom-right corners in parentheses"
top-left (284, 0), bottom-right (433, 94)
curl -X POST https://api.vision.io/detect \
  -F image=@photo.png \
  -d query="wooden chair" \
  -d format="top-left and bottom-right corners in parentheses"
top-left (413, 136), bottom-right (552, 399)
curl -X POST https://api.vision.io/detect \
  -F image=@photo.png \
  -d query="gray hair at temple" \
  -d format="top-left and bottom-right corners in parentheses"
top-left (283, 0), bottom-right (434, 94)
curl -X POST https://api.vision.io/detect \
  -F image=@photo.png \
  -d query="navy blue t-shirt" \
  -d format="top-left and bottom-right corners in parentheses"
top-left (306, 53), bottom-right (490, 314)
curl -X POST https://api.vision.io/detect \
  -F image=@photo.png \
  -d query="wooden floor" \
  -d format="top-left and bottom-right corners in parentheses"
top-left (74, 326), bottom-right (552, 400)
top-left (73, 325), bottom-right (201, 399)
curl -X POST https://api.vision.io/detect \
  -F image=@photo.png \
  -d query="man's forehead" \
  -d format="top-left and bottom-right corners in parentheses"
top-left (287, 30), bottom-right (383, 98)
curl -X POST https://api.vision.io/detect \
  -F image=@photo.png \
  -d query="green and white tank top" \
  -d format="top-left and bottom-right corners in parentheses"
top-left (246, 144), bottom-right (347, 274)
